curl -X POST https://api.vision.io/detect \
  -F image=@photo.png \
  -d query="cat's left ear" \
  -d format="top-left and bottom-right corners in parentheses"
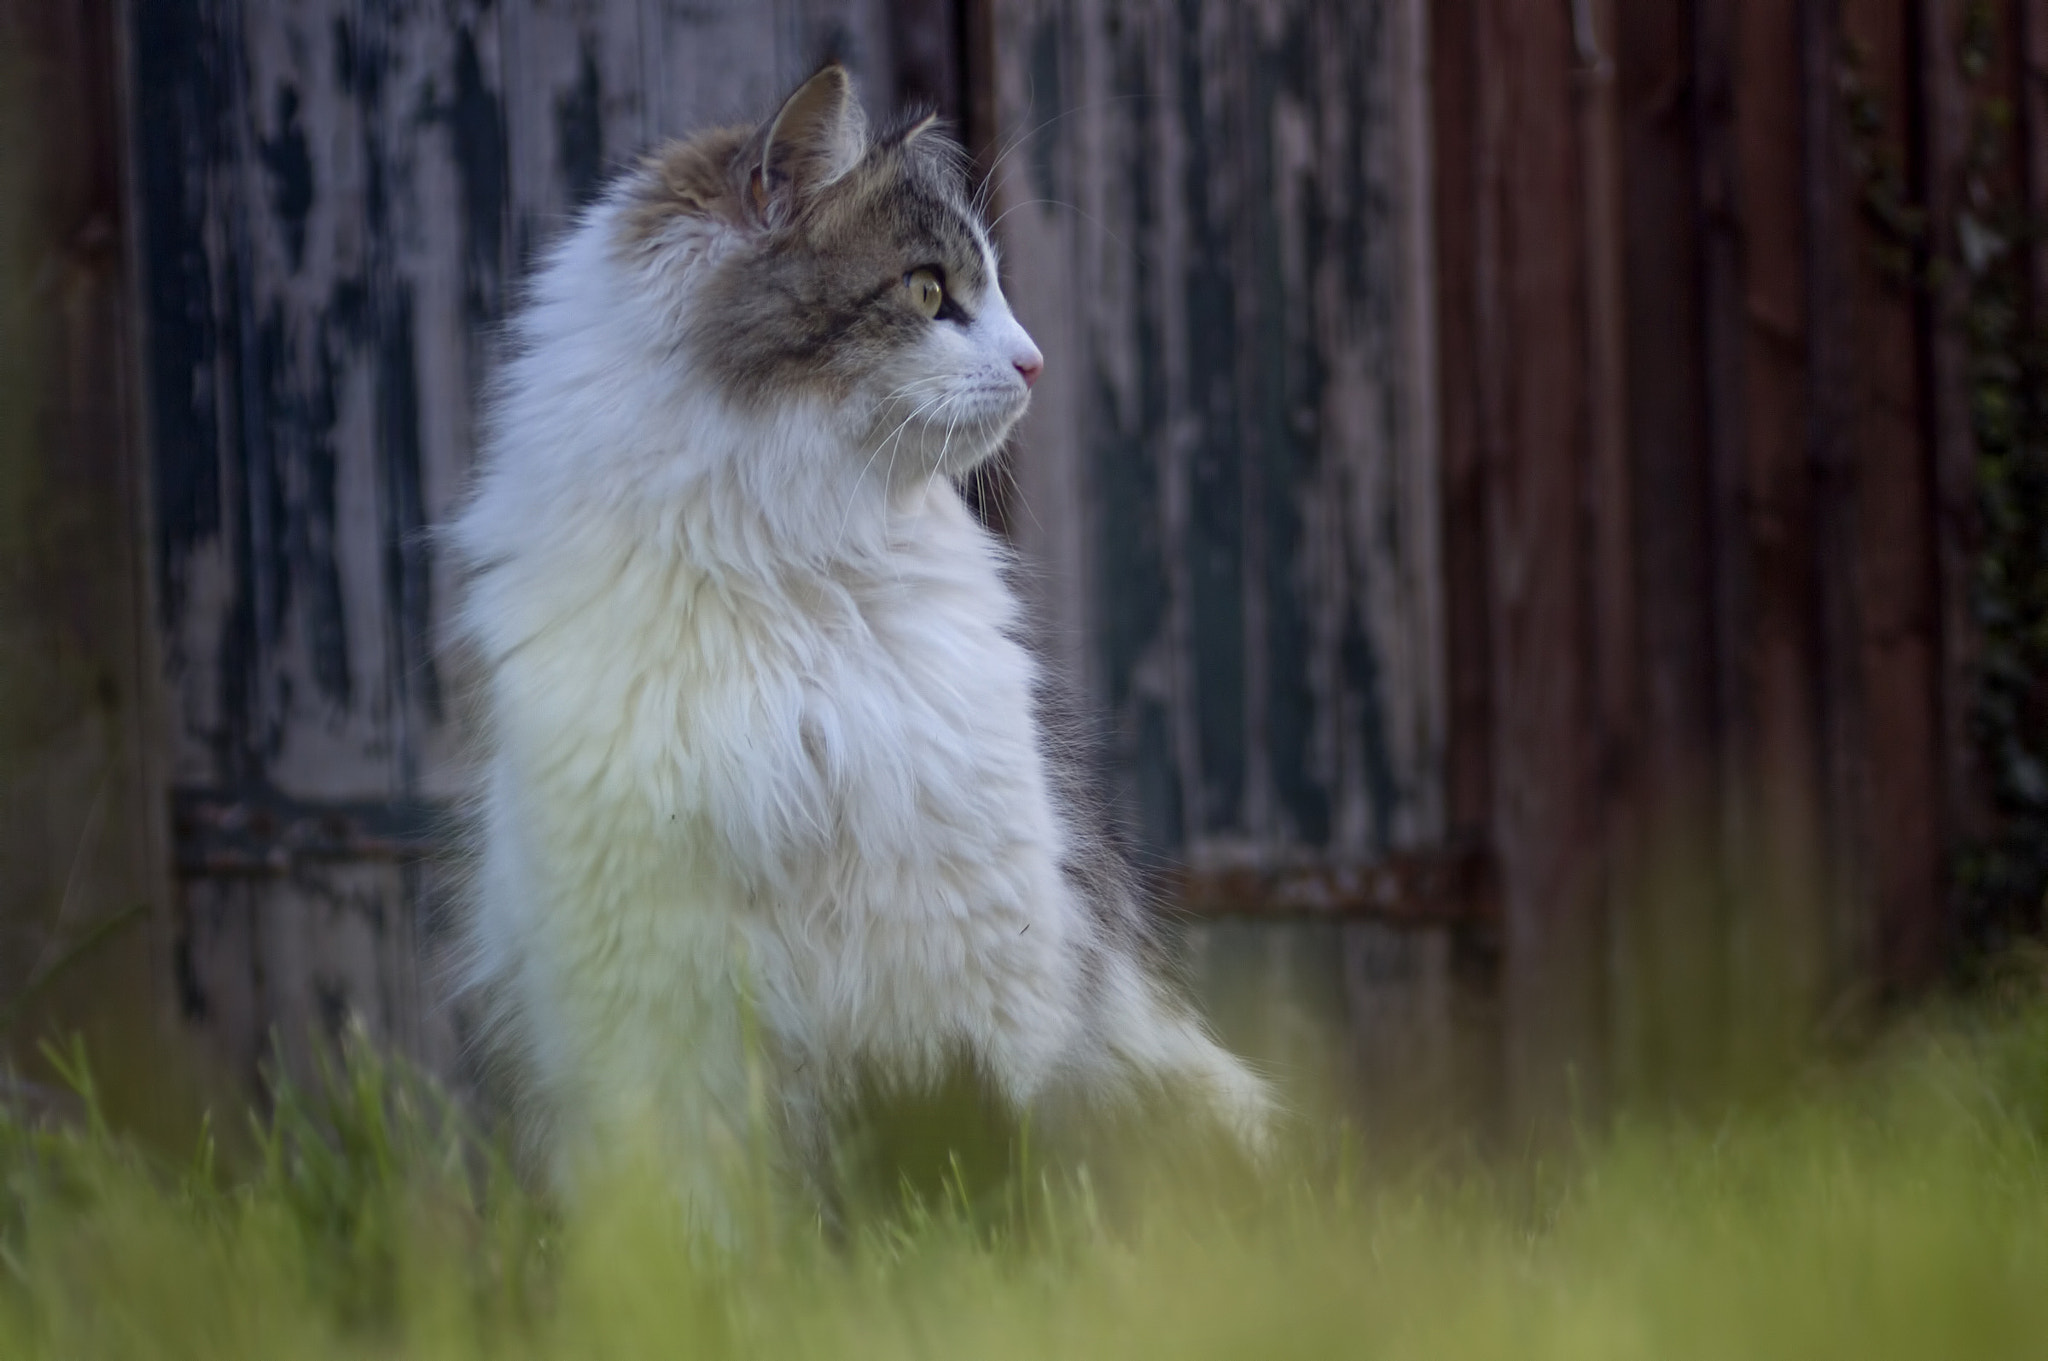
top-left (745, 62), bottom-right (867, 226)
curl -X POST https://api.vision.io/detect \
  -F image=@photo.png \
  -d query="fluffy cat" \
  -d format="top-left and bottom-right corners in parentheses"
top-left (446, 63), bottom-right (1270, 1231)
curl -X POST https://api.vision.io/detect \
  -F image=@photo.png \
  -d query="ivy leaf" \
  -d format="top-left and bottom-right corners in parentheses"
top-left (1960, 210), bottom-right (2007, 276)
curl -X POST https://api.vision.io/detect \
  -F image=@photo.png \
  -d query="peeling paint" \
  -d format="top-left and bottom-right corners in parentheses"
top-left (131, 0), bottom-right (230, 627)
top-left (257, 85), bottom-right (314, 272)
top-left (555, 38), bottom-right (604, 209)
top-left (441, 26), bottom-right (507, 325)
top-left (375, 289), bottom-right (438, 740)
top-left (1012, 0), bottom-right (1438, 865)
top-left (1094, 28), bottom-right (1177, 848)
top-left (1177, 0), bottom-right (1247, 837)
top-left (1026, 18), bottom-right (1061, 207)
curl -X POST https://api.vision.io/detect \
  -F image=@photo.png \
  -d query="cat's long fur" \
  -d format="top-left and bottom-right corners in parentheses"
top-left (446, 64), bottom-right (1269, 1229)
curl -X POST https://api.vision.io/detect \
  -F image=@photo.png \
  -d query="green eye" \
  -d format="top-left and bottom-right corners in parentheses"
top-left (906, 268), bottom-right (944, 319)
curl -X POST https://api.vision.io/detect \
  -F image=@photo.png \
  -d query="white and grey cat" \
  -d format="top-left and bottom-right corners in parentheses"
top-left (447, 63), bottom-right (1270, 1231)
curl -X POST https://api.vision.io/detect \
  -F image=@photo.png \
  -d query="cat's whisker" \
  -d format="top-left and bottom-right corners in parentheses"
top-left (878, 374), bottom-right (953, 404)
top-left (972, 121), bottom-right (1044, 218)
top-left (876, 388), bottom-right (950, 457)
top-left (879, 393), bottom-right (955, 589)
top-left (971, 93), bottom-right (1151, 218)
top-left (970, 462), bottom-right (992, 523)
top-left (882, 397), bottom-right (925, 499)
top-left (841, 390), bottom-right (952, 548)
top-left (996, 449), bottom-right (1045, 539)
top-left (934, 390), bottom-right (967, 475)
top-left (989, 197), bottom-right (1142, 266)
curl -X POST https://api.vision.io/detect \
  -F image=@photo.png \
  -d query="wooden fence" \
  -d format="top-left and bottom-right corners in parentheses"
top-left (1428, 0), bottom-right (2041, 1121)
top-left (5, 0), bottom-right (2040, 1135)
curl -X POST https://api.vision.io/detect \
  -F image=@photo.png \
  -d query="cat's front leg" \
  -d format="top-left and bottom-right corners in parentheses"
top-left (936, 883), bottom-right (1276, 1159)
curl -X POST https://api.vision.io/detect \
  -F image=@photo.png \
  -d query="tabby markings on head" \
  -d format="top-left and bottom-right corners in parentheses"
top-left (611, 63), bottom-right (1037, 467)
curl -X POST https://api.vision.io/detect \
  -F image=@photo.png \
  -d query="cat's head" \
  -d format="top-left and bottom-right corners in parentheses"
top-left (617, 63), bottom-right (1041, 480)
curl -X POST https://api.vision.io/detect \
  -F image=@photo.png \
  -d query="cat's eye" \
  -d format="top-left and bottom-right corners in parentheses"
top-left (906, 268), bottom-right (944, 320)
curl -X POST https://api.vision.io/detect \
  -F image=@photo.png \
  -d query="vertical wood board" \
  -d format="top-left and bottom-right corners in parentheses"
top-left (991, 0), bottom-right (1455, 1125)
top-left (1, 0), bottom-right (174, 1091)
top-left (995, 0), bottom-right (1444, 869)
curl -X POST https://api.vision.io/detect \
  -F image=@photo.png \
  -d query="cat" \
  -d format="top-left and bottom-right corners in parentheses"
top-left (445, 62), bottom-right (1271, 1234)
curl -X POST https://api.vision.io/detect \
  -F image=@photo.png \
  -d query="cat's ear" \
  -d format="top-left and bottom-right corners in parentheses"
top-left (745, 62), bottom-right (867, 226)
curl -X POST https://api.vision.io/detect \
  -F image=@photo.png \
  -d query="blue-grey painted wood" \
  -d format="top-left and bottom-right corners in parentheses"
top-left (990, 0), bottom-right (1455, 1125)
top-left (130, 0), bottom-right (901, 1088)
top-left (996, 0), bottom-right (1442, 870)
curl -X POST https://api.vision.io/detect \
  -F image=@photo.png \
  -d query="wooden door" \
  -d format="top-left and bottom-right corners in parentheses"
top-left (131, 0), bottom-right (915, 1090)
top-left (988, 0), bottom-right (1489, 1128)
top-left (129, 0), bottom-right (1483, 1122)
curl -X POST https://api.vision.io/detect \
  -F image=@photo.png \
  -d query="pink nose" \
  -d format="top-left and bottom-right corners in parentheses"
top-left (1015, 355), bottom-right (1044, 389)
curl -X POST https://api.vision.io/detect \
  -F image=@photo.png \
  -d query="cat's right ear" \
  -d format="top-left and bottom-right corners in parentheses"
top-left (744, 62), bottom-right (867, 228)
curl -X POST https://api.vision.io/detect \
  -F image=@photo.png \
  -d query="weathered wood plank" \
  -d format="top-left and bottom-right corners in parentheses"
top-left (175, 864), bottom-right (450, 1090)
top-left (1918, 0), bottom-right (1992, 919)
top-left (499, 0), bottom-right (652, 268)
top-left (1338, 922), bottom-right (1462, 1137)
top-left (1570, 0), bottom-right (1663, 1110)
top-left (991, 0), bottom-right (1452, 1123)
top-left (1720, 0), bottom-right (1832, 1069)
top-left (132, 0), bottom-right (246, 795)
top-left (131, 0), bottom-right (474, 1080)
top-left (1467, 0), bottom-right (1611, 1128)
top-left (1802, 0), bottom-right (1878, 998)
top-left (1429, 0), bottom-right (1509, 1141)
top-left (1165, 846), bottom-right (1488, 928)
top-left (1433, 0), bottom-right (1491, 857)
top-left (132, 0), bottom-right (457, 805)
top-left (889, 0), bottom-right (959, 120)
top-left (1836, 0), bottom-right (1946, 993)
top-left (994, 0), bottom-right (1442, 866)
top-left (0, 0), bottom-right (174, 1091)
top-left (2027, 0), bottom-right (2048, 310)
top-left (1608, 0), bottom-right (1727, 1104)
top-left (170, 787), bottom-right (443, 874)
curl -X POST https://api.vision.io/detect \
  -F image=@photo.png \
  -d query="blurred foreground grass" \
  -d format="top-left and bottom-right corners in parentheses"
top-left (7, 991), bottom-right (2048, 1361)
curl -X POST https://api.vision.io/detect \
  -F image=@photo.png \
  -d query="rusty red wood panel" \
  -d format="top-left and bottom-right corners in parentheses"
top-left (1431, 0), bottom-right (1509, 1138)
top-left (1608, 0), bottom-right (1729, 1103)
top-left (1463, 0), bottom-right (1613, 1127)
top-left (1962, 0), bottom-right (2048, 953)
top-left (1434, 0), bottom-right (1491, 860)
top-left (1720, 0), bottom-right (1834, 1060)
top-left (1918, 0), bottom-right (1992, 909)
top-left (2029, 0), bottom-right (2048, 307)
top-left (1577, 0), bottom-right (1649, 1110)
top-left (1838, 0), bottom-right (1948, 993)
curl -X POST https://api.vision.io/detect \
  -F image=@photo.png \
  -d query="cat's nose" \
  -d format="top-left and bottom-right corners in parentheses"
top-left (1014, 350), bottom-right (1044, 389)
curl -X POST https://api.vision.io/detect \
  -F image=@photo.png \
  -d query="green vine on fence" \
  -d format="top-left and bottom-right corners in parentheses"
top-left (1949, 7), bottom-right (2048, 960)
top-left (1841, 14), bottom-right (2048, 960)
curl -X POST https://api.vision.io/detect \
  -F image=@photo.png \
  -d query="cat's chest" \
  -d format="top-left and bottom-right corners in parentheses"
top-left (800, 565), bottom-right (1036, 770)
top-left (506, 496), bottom-right (1046, 854)
top-left (627, 547), bottom-right (1047, 880)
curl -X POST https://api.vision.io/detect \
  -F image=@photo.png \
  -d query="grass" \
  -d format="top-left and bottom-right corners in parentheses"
top-left (5, 996), bottom-right (2048, 1360)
